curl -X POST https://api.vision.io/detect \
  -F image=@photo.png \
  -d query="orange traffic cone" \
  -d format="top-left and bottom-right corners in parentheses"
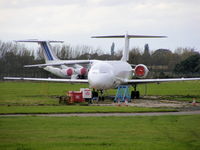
top-left (192, 99), bottom-right (197, 106)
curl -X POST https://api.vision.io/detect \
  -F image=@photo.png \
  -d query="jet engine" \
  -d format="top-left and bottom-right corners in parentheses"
top-left (133, 64), bottom-right (149, 78)
top-left (61, 67), bottom-right (74, 76)
top-left (61, 64), bottom-right (87, 79)
top-left (75, 67), bottom-right (87, 76)
top-left (44, 66), bottom-right (74, 78)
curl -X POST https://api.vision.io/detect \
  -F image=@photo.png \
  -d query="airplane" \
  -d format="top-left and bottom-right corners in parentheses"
top-left (16, 40), bottom-right (89, 79)
top-left (4, 33), bottom-right (200, 98)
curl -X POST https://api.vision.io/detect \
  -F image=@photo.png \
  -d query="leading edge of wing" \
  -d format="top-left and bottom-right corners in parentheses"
top-left (125, 77), bottom-right (200, 84)
top-left (4, 77), bottom-right (88, 83)
top-left (24, 60), bottom-right (97, 68)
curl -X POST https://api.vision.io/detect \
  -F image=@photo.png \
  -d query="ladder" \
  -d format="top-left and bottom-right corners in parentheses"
top-left (114, 85), bottom-right (131, 103)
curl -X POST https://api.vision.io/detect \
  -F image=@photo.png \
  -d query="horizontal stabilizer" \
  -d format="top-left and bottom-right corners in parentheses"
top-left (91, 35), bottom-right (167, 38)
top-left (92, 33), bottom-right (167, 62)
top-left (15, 40), bottom-right (64, 43)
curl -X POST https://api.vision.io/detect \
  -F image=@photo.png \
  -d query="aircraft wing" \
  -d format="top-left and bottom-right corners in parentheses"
top-left (125, 77), bottom-right (200, 84)
top-left (24, 60), bottom-right (97, 68)
top-left (4, 77), bottom-right (200, 87)
top-left (3, 77), bottom-right (88, 83)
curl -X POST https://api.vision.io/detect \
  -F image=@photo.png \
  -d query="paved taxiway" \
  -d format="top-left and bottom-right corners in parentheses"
top-left (1, 110), bottom-right (200, 117)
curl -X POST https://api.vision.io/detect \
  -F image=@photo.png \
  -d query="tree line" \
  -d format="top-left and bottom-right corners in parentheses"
top-left (0, 41), bottom-right (199, 79)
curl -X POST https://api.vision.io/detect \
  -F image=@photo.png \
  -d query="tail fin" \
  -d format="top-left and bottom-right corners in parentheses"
top-left (15, 40), bottom-right (63, 63)
top-left (92, 33), bottom-right (167, 62)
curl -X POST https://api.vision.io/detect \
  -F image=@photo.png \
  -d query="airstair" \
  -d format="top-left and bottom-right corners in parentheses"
top-left (114, 85), bottom-right (131, 103)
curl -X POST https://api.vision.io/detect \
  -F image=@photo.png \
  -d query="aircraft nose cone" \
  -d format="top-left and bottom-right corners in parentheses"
top-left (88, 73), bottom-right (114, 89)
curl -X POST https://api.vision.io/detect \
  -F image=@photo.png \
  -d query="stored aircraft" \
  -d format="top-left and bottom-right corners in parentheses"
top-left (4, 33), bottom-right (200, 98)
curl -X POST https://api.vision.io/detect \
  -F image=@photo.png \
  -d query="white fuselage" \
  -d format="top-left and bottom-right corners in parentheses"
top-left (43, 59), bottom-right (133, 89)
top-left (88, 61), bottom-right (133, 89)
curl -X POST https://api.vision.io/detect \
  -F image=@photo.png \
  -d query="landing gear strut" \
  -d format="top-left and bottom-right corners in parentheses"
top-left (131, 84), bottom-right (140, 99)
top-left (92, 89), bottom-right (105, 102)
top-left (98, 90), bottom-right (105, 101)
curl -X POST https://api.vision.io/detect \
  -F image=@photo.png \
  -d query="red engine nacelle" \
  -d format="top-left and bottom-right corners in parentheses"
top-left (134, 64), bottom-right (149, 78)
top-left (61, 68), bottom-right (74, 76)
top-left (66, 68), bottom-right (74, 76)
top-left (75, 67), bottom-right (87, 76)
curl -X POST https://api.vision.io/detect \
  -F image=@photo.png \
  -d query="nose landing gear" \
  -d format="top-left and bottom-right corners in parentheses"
top-left (91, 89), bottom-right (105, 103)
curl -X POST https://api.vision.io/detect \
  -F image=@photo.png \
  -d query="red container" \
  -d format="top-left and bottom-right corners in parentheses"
top-left (68, 91), bottom-right (84, 103)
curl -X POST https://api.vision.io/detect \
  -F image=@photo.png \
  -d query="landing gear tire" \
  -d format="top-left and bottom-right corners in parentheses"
top-left (135, 91), bottom-right (140, 99)
top-left (131, 91), bottom-right (140, 99)
top-left (99, 96), bottom-right (105, 101)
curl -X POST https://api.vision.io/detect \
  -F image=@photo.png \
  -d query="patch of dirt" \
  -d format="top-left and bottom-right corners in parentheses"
top-left (91, 96), bottom-right (200, 111)
top-left (129, 99), bottom-right (189, 108)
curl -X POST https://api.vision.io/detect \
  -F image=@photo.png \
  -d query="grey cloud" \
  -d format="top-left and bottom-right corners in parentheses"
top-left (0, 0), bottom-right (87, 9)
top-left (0, 0), bottom-right (200, 50)
top-left (1, 0), bottom-right (200, 9)
top-left (98, 0), bottom-right (200, 7)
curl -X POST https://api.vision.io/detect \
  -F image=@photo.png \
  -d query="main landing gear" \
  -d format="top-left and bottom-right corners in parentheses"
top-left (131, 84), bottom-right (140, 99)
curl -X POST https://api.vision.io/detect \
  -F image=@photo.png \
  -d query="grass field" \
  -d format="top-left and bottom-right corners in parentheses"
top-left (1, 81), bottom-right (187, 114)
top-left (0, 81), bottom-right (200, 150)
top-left (0, 105), bottom-right (176, 114)
top-left (0, 115), bottom-right (200, 150)
top-left (0, 81), bottom-right (89, 105)
top-left (0, 81), bottom-right (200, 105)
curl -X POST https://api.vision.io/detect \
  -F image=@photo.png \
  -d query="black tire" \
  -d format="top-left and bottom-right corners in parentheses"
top-left (131, 91), bottom-right (140, 99)
top-left (135, 91), bottom-right (140, 99)
top-left (131, 91), bottom-right (136, 99)
top-left (99, 96), bottom-right (102, 101)
top-left (102, 96), bottom-right (105, 101)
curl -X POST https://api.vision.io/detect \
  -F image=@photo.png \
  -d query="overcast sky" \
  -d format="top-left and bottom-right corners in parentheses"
top-left (0, 0), bottom-right (200, 53)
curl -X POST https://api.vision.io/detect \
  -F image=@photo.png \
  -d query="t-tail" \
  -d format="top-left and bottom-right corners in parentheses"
top-left (15, 40), bottom-right (63, 63)
top-left (92, 33), bottom-right (167, 62)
